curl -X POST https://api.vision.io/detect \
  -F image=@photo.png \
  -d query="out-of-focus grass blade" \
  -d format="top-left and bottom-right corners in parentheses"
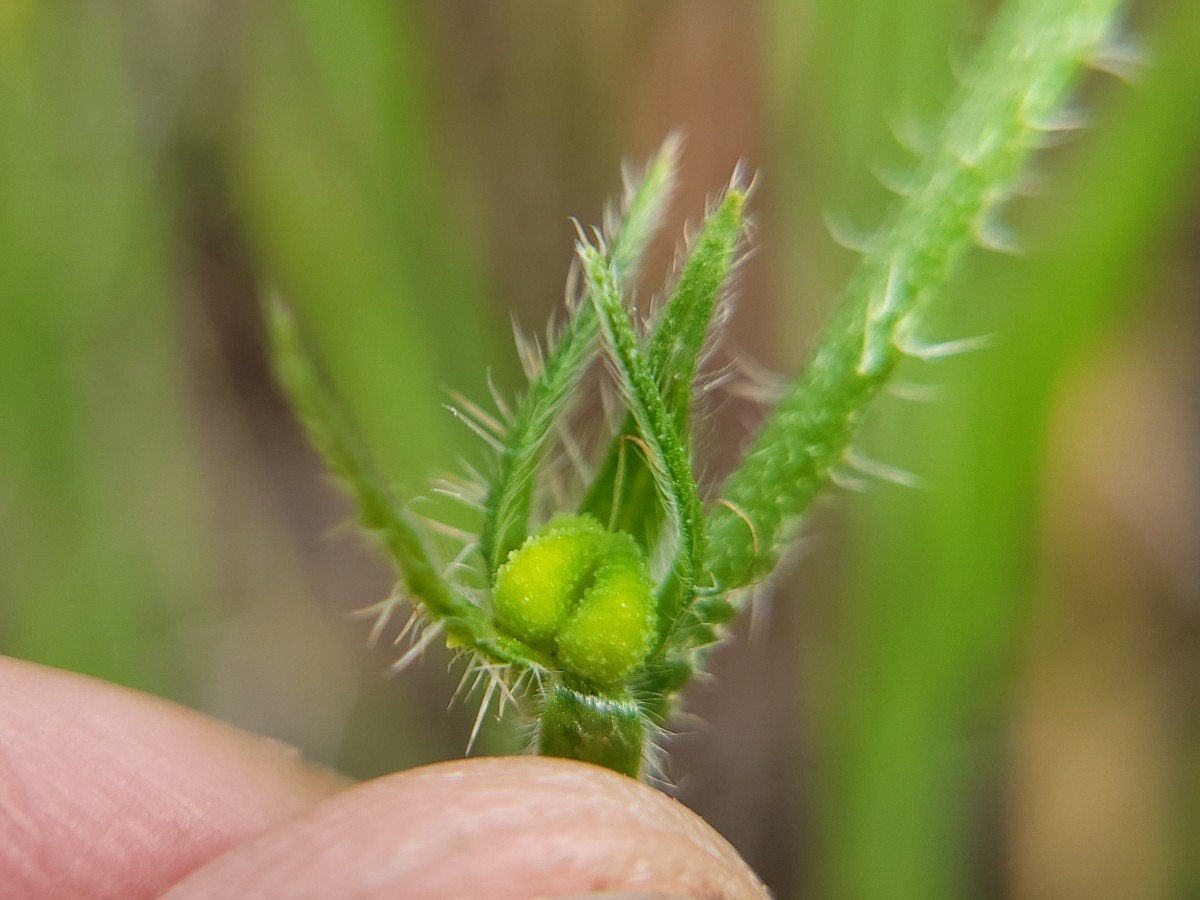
top-left (232, 0), bottom-right (495, 494)
top-left (0, 6), bottom-right (206, 691)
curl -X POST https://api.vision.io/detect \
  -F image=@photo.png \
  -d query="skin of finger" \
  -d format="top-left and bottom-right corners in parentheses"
top-left (0, 656), bottom-right (348, 900)
top-left (165, 755), bottom-right (769, 900)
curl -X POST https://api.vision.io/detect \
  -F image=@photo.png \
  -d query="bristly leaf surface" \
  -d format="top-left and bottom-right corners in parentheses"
top-left (480, 136), bottom-right (683, 577)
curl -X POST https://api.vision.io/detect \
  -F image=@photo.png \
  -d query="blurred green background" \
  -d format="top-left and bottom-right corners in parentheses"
top-left (1, 1), bottom-right (1197, 896)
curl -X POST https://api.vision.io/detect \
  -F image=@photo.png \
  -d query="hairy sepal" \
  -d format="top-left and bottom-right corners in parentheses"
top-left (480, 136), bottom-right (682, 577)
top-left (578, 241), bottom-right (707, 652)
top-left (583, 185), bottom-right (750, 548)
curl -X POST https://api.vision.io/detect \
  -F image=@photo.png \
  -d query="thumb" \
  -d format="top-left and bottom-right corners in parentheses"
top-left (165, 756), bottom-right (767, 899)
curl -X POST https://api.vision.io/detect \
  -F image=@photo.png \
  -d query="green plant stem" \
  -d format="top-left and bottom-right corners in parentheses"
top-left (538, 683), bottom-right (645, 778)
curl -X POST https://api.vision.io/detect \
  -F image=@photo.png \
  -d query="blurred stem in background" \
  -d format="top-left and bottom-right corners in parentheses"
top-left (0, 0), bottom-right (501, 763)
top-left (232, 0), bottom-right (498, 490)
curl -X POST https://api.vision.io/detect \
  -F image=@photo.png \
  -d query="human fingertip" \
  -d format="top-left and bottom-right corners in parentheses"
top-left (0, 656), bottom-right (347, 899)
top-left (166, 756), bottom-right (768, 899)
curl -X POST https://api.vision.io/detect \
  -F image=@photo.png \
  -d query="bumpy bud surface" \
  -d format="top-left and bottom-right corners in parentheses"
top-left (492, 516), bottom-right (605, 648)
top-left (491, 515), bottom-right (655, 687)
top-left (556, 530), bottom-right (655, 686)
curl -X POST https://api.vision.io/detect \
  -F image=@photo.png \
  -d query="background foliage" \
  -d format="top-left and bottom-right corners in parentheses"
top-left (1, 1), bottom-right (1196, 897)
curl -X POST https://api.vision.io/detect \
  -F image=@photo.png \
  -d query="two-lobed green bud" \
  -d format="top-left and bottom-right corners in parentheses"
top-left (491, 514), bottom-right (656, 688)
top-left (492, 514), bottom-right (657, 776)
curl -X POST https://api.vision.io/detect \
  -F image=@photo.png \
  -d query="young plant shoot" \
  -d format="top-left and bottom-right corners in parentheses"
top-left (269, 0), bottom-right (1125, 779)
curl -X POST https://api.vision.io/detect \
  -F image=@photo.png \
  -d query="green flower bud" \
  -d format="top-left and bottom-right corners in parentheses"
top-left (556, 530), bottom-right (655, 686)
top-left (491, 515), bottom-right (605, 649)
top-left (491, 514), bottom-right (656, 687)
